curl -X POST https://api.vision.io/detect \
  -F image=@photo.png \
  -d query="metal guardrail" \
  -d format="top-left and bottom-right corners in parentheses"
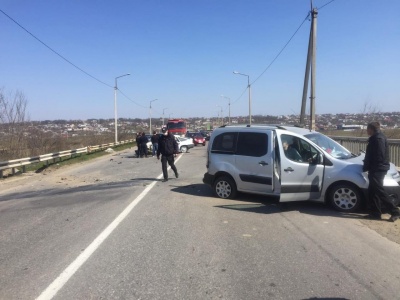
top-left (0, 139), bottom-right (134, 178)
top-left (330, 136), bottom-right (400, 167)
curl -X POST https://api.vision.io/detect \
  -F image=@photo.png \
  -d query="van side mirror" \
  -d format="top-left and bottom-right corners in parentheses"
top-left (309, 153), bottom-right (323, 165)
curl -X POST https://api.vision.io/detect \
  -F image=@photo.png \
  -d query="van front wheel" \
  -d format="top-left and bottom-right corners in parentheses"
top-left (213, 176), bottom-right (237, 199)
top-left (329, 183), bottom-right (362, 212)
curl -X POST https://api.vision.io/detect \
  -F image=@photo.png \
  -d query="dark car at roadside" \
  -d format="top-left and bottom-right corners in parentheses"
top-left (200, 130), bottom-right (211, 141)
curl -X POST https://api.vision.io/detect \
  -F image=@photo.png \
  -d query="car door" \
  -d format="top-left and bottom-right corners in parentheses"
top-left (277, 132), bottom-right (325, 202)
top-left (234, 131), bottom-right (274, 194)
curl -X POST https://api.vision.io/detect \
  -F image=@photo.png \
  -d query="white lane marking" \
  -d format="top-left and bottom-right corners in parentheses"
top-left (36, 155), bottom-right (183, 300)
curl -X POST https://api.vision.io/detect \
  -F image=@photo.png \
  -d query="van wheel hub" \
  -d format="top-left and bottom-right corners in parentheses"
top-left (333, 188), bottom-right (357, 209)
top-left (215, 181), bottom-right (232, 198)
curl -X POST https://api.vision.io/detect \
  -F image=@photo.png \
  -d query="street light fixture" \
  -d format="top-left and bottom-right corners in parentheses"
top-left (149, 99), bottom-right (158, 134)
top-left (221, 95), bottom-right (231, 124)
top-left (114, 73), bottom-right (130, 143)
top-left (233, 71), bottom-right (251, 125)
top-left (162, 108), bottom-right (168, 126)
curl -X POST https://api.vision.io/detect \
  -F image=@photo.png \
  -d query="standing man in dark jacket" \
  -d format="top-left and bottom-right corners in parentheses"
top-left (363, 121), bottom-right (400, 222)
top-left (157, 127), bottom-right (179, 182)
top-left (139, 132), bottom-right (148, 158)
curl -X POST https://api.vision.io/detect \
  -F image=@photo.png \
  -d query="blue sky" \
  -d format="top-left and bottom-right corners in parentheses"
top-left (1, 0), bottom-right (399, 121)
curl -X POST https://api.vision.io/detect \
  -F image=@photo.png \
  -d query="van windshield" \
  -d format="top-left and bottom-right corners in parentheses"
top-left (304, 133), bottom-right (353, 159)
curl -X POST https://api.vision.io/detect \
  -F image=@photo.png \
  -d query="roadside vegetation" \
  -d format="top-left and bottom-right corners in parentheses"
top-left (1, 142), bottom-right (137, 180)
top-left (325, 128), bottom-right (400, 139)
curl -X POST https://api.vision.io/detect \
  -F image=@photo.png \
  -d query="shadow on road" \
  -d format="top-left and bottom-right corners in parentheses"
top-left (0, 177), bottom-right (160, 204)
top-left (171, 183), bottom-right (370, 220)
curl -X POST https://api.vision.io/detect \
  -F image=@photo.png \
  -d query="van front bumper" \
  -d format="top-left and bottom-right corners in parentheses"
top-left (203, 172), bottom-right (215, 186)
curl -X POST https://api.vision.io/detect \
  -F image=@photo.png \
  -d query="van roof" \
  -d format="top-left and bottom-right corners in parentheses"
top-left (216, 124), bottom-right (316, 135)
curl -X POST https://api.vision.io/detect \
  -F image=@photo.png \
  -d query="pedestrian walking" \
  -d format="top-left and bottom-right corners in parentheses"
top-left (151, 130), bottom-right (159, 157)
top-left (157, 127), bottom-right (179, 182)
top-left (140, 132), bottom-right (148, 158)
top-left (363, 121), bottom-right (400, 222)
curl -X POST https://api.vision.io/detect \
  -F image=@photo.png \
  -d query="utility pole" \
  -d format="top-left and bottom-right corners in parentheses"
top-left (300, 23), bottom-right (312, 126)
top-left (149, 99), bottom-right (158, 134)
top-left (300, 4), bottom-right (318, 131)
top-left (162, 108), bottom-right (168, 126)
top-left (221, 95), bottom-right (231, 124)
top-left (310, 7), bottom-right (318, 131)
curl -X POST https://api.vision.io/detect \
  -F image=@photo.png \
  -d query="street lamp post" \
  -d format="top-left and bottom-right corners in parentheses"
top-left (162, 108), bottom-right (168, 126)
top-left (149, 99), bottom-right (158, 134)
top-left (221, 95), bottom-right (231, 124)
top-left (216, 105), bottom-right (223, 126)
top-left (114, 73), bottom-right (130, 143)
top-left (233, 71), bottom-right (251, 125)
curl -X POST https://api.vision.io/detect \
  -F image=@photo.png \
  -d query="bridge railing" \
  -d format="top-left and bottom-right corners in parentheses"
top-left (0, 139), bottom-right (134, 178)
top-left (330, 136), bottom-right (400, 167)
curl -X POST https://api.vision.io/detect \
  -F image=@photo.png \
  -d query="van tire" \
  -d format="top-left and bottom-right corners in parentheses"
top-left (213, 176), bottom-right (237, 199)
top-left (329, 183), bottom-right (362, 212)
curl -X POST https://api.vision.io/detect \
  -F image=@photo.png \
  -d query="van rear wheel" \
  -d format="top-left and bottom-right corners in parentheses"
top-left (213, 176), bottom-right (237, 199)
top-left (329, 183), bottom-right (362, 212)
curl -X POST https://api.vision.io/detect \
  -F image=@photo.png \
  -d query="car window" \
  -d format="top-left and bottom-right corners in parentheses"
top-left (281, 134), bottom-right (319, 163)
top-left (236, 132), bottom-right (268, 157)
top-left (305, 132), bottom-right (352, 159)
top-left (211, 132), bottom-right (238, 154)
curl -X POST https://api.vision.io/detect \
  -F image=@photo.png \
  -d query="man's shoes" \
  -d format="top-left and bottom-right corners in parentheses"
top-left (162, 179), bottom-right (168, 182)
top-left (389, 215), bottom-right (400, 222)
top-left (175, 172), bottom-right (179, 178)
top-left (363, 214), bottom-right (382, 220)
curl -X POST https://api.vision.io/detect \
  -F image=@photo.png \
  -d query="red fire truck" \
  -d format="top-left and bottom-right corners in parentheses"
top-left (166, 119), bottom-right (187, 136)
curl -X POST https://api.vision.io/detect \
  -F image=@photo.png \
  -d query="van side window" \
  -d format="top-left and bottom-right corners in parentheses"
top-left (281, 134), bottom-right (303, 162)
top-left (236, 133), bottom-right (268, 157)
top-left (299, 139), bottom-right (319, 162)
top-left (281, 134), bottom-right (319, 163)
top-left (211, 132), bottom-right (238, 154)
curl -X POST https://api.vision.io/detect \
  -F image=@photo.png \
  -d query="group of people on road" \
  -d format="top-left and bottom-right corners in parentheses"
top-left (135, 127), bottom-right (179, 182)
top-left (135, 132), bottom-right (149, 158)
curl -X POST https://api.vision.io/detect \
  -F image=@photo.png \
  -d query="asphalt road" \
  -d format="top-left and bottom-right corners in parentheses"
top-left (1, 146), bottom-right (400, 300)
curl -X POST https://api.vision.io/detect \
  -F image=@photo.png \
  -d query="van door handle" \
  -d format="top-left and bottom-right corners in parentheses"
top-left (258, 161), bottom-right (269, 166)
top-left (284, 167), bottom-right (294, 172)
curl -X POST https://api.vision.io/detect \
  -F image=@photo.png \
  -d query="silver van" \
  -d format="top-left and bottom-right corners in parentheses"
top-left (203, 125), bottom-right (400, 212)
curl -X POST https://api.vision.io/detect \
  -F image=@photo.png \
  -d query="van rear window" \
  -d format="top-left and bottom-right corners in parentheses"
top-left (211, 132), bottom-right (238, 154)
top-left (236, 133), bottom-right (268, 157)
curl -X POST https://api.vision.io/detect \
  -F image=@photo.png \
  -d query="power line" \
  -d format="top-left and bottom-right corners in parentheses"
top-left (230, 11), bottom-right (310, 106)
top-left (118, 89), bottom-right (147, 109)
top-left (318, 0), bottom-right (336, 10)
top-left (231, 86), bottom-right (248, 105)
top-left (0, 8), bottom-right (113, 88)
top-left (251, 11), bottom-right (311, 86)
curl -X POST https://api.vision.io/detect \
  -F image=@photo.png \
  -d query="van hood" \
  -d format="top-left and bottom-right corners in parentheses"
top-left (341, 153), bottom-right (398, 176)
